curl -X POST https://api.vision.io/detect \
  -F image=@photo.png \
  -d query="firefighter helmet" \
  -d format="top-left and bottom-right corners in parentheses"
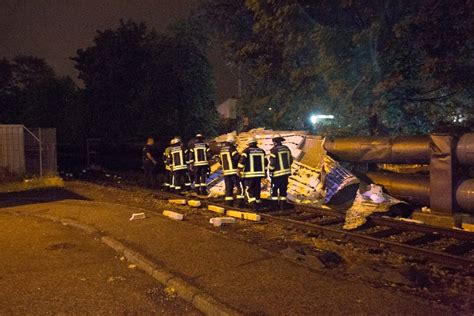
top-left (247, 136), bottom-right (257, 145)
top-left (226, 134), bottom-right (236, 143)
top-left (272, 134), bottom-right (285, 142)
top-left (170, 137), bottom-right (181, 145)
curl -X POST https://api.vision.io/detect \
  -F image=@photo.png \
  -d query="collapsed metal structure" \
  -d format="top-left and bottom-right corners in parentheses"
top-left (324, 133), bottom-right (474, 214)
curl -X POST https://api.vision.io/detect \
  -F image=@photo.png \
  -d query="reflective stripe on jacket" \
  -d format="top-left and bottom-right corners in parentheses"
top-left (269, 144), bottom-right (293, 177)
top-left (219, 144), bottom-right (239, 176)
top-left (170, 145), bottom-right (187, 171)
top-left (238, 146), bottom-right (267, 178)
top-left (188, 142), bottom-right (210, 167)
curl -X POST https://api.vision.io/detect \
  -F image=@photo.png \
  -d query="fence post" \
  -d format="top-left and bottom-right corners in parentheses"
top-left (39, 128), bottom-right (43, 177)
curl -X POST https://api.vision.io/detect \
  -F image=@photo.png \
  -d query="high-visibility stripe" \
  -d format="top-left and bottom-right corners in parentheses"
top-left (232, 151), bottom-right (238, 156)
top-left (238, 163), bottom-right (245, 169)
top-left (236, 195), bottom-right (244, 199)
top-left (248, 197), bottom-right (256, 203)
top-left (272, 169), bottom-right (291, 177)
top-left (270, 153), bottom-right (276, 158)
top-left (279, 196), bottom-right (287, 201)
top-left (241, 171), bottom-right (265, 178)
top-left (241, 153), bottom-right (248, 157)
top-left (195, 183), bottom-right (201, 187)
top-left (223, 169), bottom-right (238, 176)
top-left (271, 196), bottom-right (278, 200)
top-left (225, 197), bottom-right (234, 201)
top-left (256, 199), bottom-right (261, 204)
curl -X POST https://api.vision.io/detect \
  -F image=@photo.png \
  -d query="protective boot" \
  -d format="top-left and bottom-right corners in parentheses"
top-left (236, 198), bottom-right (245, 208)
top-left (200, 187), bottom-right (208, 196)
top-left (225, 199), bottom-right (233, 207)
top-left (269, 199), bottom-right (278, 212)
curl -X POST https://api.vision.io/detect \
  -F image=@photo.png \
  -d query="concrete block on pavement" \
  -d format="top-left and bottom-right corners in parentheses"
top-left (226, 210), bottom-right (261, 222)
top-left (210, 217), bottom-right (236, 227)
top-left (188, 200), bottom-right (202, 207)
top-left (163, 210), bottom-right (184, 220)
top-left (169, 199), bottom-right (187, 205)
top-left (208, 205), bottom-right (226, 214)
top-left (129, 212), bottom-right (146, 220)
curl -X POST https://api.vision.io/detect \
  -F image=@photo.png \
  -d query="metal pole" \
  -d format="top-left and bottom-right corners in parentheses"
top-left (39, 128), bottom-right (43, 177)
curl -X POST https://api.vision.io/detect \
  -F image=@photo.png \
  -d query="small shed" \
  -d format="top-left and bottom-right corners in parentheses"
top-left (0, 124), bottom-right (25, 174)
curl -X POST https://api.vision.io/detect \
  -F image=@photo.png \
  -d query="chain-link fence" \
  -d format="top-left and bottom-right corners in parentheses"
top-left (23, 127), bottom-right (57, 176)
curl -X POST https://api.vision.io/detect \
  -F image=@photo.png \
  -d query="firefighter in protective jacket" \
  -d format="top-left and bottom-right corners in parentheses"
top-left (269, 134), bottom-right (293, 210)
top-left (163, 144), bottom-right (172, 191)
top-left (237, 137), bottom-right (267, 210)
top-left (168, 137), bottom-right (187, 192)
top-left (219, 134), bottom-right (244, 207)
top-left (188, 133), bottom-right (211, 195)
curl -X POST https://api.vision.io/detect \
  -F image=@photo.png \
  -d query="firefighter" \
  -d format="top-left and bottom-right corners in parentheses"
top-left (169, 137), bottom-right (187, 192)
top-left (269, 134), bottom-right (293, 210)
top-left (142, 136), bottom-right (158, 188)
top-left (237, 137), bottom-right (267, 210)
top-left (188, 133), bottom-right (211, 195)
top-left (219, 134), bottom-right (244, 207)
top-left (162, 143), bottom-right (172, 191)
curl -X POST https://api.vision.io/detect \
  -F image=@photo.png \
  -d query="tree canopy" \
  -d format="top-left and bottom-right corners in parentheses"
top-left (0, 55), bottom-right (79, 141)
top-left (198, 0), bottom-right (474, 135)
top-left (72, 19), bottom-right (218, 141)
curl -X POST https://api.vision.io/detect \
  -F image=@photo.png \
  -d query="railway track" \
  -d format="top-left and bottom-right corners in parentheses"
top-left (152, 189), bottom-right (474, 268)
top-left (76, 175), bottom-right (474, 268)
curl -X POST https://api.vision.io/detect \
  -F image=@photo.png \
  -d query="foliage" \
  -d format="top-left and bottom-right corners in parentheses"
top-left (72, 19), bottom-right (218, 141)
top-left (198, 0), bottom-right (474, 135)
top-left (0, 56), bottom-right (79, 142)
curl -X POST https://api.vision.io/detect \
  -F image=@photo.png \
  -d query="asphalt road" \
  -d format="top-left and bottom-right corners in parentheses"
top-left (0, 212), bottom-right (199, 315)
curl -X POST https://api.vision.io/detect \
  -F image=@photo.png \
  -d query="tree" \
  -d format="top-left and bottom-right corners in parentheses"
top-left (198, 0), bottom-right (474, 135)
top-left (0, 55), bottom-right (80, 142)
top-left (72, 19), bottom-right (217, 141)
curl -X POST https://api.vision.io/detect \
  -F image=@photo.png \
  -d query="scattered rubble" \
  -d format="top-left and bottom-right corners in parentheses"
top-left (162, 210), bottom-right (184, 221)
top-left (129, 212), bottom-right (146, 220)
top-left (209, 217), bottom-right (236, 227)
top-left (207, 205), bottom-right (225, 214)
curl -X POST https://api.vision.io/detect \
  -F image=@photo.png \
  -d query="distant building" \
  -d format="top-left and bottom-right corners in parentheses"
top-left (217, 98), bottom-right (238, 120)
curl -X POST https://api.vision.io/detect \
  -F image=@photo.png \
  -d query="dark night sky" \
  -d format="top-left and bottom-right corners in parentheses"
top-left (0, 0), bottom-right (237, 103)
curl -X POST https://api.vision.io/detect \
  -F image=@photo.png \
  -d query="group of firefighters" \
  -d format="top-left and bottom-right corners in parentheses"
top-left (143, 133), bottom-right (293, 211)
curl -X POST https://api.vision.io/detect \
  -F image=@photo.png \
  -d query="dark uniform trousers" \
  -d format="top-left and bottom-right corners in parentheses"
top-left (244, 177), bottom-right (262, 205)
top-left (143, 161), bottom-right (156, 188)
top-left (172, 169), bottom-right (187, 191)
top-left (194, 166), bottom-right (209, 192)
top-left (224, 175), bottom-right (243, 200)
top-left (271, 176), bottom-right (289, 200)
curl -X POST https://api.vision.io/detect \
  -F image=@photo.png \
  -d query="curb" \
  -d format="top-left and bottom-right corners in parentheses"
top-left (17, 212), bottom-right (241, 316)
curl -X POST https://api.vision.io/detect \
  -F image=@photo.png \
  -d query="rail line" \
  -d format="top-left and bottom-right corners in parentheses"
top-left (153, 189), bottom-right (474, 268)
top-left (77, 177), bottom-right (474, 268)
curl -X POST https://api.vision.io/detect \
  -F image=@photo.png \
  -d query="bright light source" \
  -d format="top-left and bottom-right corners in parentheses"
top-left (310, 114), bottom-right (334, 124)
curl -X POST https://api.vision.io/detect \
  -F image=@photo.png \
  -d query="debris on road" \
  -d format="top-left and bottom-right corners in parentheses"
top-left (162, 210), bottom-right (184, 221)
top-left (187, 200), bottom-right (201, 207)
top-left (129, 212), bottom-right (146, 220)
top-left (209, 217), bottom-right (236, 227)
top-left (208, 205), bottom-right (225, 214)
top-left (168, 199), bottom-right (187, 205)
top-left (226, 210), bottom-right (261, 222)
